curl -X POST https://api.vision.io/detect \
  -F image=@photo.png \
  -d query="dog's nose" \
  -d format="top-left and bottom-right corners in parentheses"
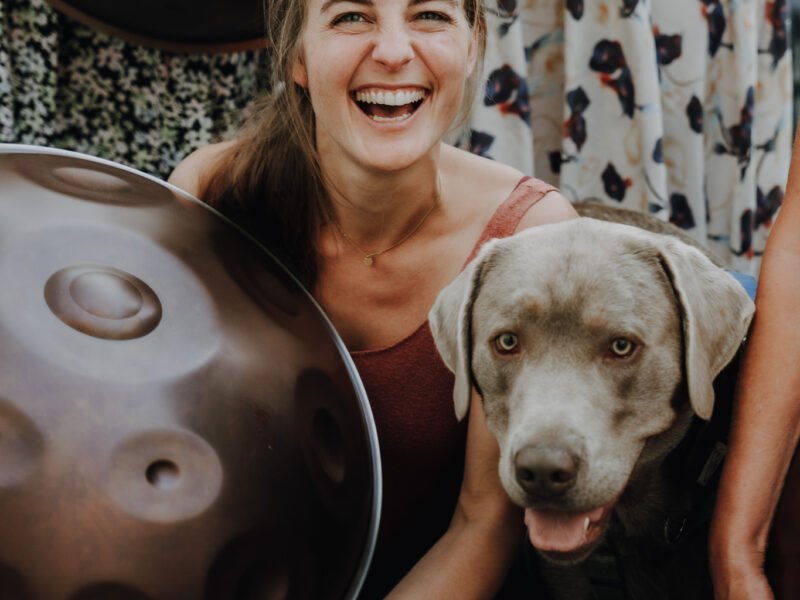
top-left (514, 445), bottom-right (579, 499)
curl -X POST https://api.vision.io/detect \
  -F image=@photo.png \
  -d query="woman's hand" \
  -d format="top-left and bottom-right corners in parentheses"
top-left (709, 535), bottom-right (773, 600)
top-left (388, 391), bottom-right (523, 599)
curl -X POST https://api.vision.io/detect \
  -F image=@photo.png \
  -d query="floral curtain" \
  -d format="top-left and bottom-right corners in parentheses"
top-left (0, 0), bottom-right (269, 179)
top-left (1, 0), bottom-right (793, 272)
top-left (463, 0), bottom-right (793, 273)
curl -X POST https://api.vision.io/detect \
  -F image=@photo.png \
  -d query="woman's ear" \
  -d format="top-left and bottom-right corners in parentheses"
top-left (291, 53), bottom-right (309, 89)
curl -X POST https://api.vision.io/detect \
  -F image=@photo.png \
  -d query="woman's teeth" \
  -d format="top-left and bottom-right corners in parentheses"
top-left (355, 89), bottom-right (426, 105)
top-left (353, 89), bottom-right (427, 122)
top-left (370, 113), bottom-right (413, 122)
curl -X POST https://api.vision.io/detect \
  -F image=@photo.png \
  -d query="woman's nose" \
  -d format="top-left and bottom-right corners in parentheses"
top-left (371, 26), bottom-right (415, 69)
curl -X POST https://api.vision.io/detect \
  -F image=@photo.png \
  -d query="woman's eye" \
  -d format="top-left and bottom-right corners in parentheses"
top-left (609, 338), bottom-right (636, 358)
top-left (333, 12), bottom-right (367, 24)
top-left (494, 332), bottom-right (519, 353)
top-left (415, 11), bottom-right (450, 21)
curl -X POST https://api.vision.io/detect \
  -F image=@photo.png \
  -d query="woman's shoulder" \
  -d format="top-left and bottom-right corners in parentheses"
top-left (444, 144), bottom-right (523, 192)
top-left (514, 181), bottom-right (577, 232)
top-left (443, 144), bottom-right (577, 230)
top-left (168, 140), bottom-right (237, 198)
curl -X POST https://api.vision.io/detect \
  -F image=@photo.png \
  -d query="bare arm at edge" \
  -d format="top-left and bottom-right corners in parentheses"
top-left (167, 141), bottom-right (235, 198)
top-left (709, 130), bottom-right (800, 600)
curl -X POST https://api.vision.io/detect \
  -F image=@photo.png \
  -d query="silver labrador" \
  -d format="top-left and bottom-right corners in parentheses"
top-left (429, 215), bottom-right (754, 599)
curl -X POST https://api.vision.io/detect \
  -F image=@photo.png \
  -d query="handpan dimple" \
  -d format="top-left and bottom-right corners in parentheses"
top-left (51, 167), bottom-right (134, 196)
top-left (0, 399), bottom-right (44, 488)
top-left (294, 368), bottom-right (373, 525)
top-left (71, 271), bottom-right (144, 319)
top-left (44, 266), bottom-right (162, 340)
top-left (312, 408), bottom-right (346, 485)
top-left (68, 582), bottom-right (154, 600)
top-left (145, 459), bottom-right (181, 491)
top-left (104, 429), bottom-right (223, 524)
top-left (205, 531), bottom-right (317, 600)
top-left (11, 153), bottom-right (173, 207)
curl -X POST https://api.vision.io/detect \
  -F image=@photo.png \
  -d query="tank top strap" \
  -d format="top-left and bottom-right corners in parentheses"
top-left (464, 176), bottom-right (558, 265)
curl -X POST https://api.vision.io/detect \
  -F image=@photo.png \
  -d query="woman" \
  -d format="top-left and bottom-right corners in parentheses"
top-left (710, 128), bottom-right (800, 600)
top-left (169, 0), bottom-right (576, 595)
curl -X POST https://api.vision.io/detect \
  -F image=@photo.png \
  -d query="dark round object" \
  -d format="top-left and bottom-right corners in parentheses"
top-left (0, 144), bottom-right (381, 600)
top-left (44, 0), bottom-right (267, 53)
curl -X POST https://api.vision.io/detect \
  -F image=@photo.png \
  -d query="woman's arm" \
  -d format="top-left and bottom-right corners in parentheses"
top-left (388, 188), bottom-right (577, 598)
top-left (388, 391), bottom-right (524, 599)
top-left (709, 133), bottom-right (800, 600)
top-left (167, 141), bottom-right (235, 197)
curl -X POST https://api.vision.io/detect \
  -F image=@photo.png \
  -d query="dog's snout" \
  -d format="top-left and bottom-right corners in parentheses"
top-left (514, 444), bottom-right (580, 499)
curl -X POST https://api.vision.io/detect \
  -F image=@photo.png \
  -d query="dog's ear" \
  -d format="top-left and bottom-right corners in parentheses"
top-left (429, 240), bottom-right (498, 421)
top-left (656, 237), bottom-right (755, 420)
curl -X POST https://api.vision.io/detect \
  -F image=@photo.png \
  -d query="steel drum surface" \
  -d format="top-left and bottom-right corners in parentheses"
top-left (0, 144), bottom-right (381, 600)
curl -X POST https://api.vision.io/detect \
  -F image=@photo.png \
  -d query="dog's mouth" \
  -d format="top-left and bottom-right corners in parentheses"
top-left (523, 497), bottom-right (617, 564)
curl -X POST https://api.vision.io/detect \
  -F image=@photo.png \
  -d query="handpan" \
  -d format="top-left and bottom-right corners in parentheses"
top-left (44, 0), bottom-right (267, 53)
top-left (0, 144), bottom-right (380, 600)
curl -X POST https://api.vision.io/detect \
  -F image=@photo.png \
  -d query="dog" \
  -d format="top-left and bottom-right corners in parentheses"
top-left (429, 206), bottom-right (755, 599)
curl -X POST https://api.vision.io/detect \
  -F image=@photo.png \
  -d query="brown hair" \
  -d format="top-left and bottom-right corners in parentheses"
top-left (204, 0), bottom-right (487, 287)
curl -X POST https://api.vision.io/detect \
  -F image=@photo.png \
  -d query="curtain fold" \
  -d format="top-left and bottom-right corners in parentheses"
top-left (465, 0), bottom-right (793, 273)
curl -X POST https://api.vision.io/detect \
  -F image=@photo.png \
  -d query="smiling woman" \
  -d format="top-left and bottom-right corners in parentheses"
top-left (168, 0), bottom-right (577, 596)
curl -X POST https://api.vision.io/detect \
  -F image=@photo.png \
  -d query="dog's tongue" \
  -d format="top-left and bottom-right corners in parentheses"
top-left (524, 506), bottom-right (606, 552)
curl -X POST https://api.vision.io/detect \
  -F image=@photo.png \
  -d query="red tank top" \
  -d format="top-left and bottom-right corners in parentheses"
top-left (353, 177), bottom-right (557, 597)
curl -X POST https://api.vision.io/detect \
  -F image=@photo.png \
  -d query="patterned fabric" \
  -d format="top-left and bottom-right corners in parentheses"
top-left (1, 0), bottom-right (792, 272)
top-left (462, 0), bottom-right (793, 273)
top-left (0, 0), bottom-right (269, 179)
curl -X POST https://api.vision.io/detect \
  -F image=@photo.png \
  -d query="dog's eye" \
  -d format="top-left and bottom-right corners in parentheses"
top-left (609, 338), bottom-right (636, 357)
top-left (495, 332), bottom-right (519, 353)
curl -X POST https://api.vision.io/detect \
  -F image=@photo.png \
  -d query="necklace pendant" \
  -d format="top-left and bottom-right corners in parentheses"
top-left (363, 256), bottom-right (374, 267)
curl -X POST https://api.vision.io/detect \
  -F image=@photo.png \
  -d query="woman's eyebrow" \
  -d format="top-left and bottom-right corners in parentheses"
top-left (320, 0), bottom-right (371, 12)
top-left (320, 0), bottom-right (457, 12)
top-left (410, 0), bottom-right (459, 6)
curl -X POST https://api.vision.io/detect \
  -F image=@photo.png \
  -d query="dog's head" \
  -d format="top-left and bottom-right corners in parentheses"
top-left (429, 218), bottom-right (754, 564)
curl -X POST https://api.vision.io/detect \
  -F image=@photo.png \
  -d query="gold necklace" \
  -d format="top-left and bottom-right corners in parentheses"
top-left (333, 176), bottom-right (441, 267)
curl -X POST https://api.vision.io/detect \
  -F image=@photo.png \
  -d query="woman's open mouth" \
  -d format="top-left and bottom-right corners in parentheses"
top-left (352, 88), bottom-right (427, 123)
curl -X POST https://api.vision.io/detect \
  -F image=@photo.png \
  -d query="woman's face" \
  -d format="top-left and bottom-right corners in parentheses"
top-left (293, 0), bottom-right (478, 174)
